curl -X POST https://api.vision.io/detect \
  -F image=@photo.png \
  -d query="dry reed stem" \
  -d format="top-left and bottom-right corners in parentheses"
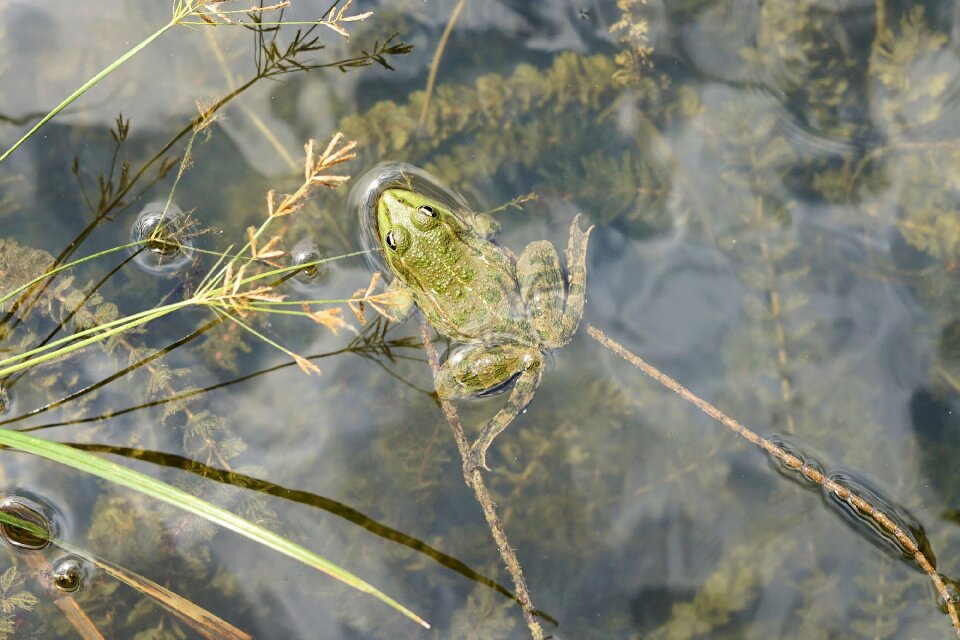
top-left (418, 0), bottom-right (468, 128)
top-left (585, 323), bottom-right (960, 638)
top-left (418, 321), bottom-right (544, 640)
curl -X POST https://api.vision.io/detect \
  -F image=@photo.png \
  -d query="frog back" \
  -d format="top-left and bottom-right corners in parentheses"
top-left (406, 232), bottom-right (531, 342)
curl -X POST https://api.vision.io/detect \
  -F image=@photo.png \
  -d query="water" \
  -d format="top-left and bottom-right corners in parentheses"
top-left (0, 0), bottom-right (959, 638)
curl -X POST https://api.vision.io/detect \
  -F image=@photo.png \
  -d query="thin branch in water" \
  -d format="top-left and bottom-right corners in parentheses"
top-left (418, 320), bottom-right (546, 640)
top-left (23, 553), bottom-right (105, 640)
top-left (585, 322), bottom-right (960, 638)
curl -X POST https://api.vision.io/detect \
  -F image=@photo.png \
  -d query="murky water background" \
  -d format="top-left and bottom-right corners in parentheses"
top-left (1, 0), bottom-right (959, 638)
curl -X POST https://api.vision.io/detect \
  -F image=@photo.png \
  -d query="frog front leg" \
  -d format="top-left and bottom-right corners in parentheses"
top-left (435, 341), bottom-right (544, 472)
top-left (381, 278), bottom-right (416, 323)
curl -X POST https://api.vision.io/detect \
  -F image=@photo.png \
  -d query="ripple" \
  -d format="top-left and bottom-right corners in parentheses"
top-left (286, 238), bottom-right (332, 295)
top-left (129, 201), bottom-right (196, 275)
top-left (764, 434), bottom-right (825, 490)
top-left (0, 492), bottom-right (60, 551)
top-left (821, 469), bottom-right (934, 569)
top-left (51, 555), bottom-right (87, 593)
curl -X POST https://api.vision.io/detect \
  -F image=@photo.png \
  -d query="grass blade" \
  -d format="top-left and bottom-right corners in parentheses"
top-left (0, 431), bottom-right (429, 629)
top-left (0, 20), bottom-right (178, 164)
top-left (57, 542), bottom-right (253, 640)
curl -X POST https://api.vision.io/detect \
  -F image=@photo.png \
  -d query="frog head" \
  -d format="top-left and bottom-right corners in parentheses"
top-left (375, 187), bottom-right (463, 283)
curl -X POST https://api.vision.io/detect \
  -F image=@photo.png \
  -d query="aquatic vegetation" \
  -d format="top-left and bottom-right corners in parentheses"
top-left (0, 566), bottom-right (38, 639)
top-left (1, 0), bottom-right (960, 637)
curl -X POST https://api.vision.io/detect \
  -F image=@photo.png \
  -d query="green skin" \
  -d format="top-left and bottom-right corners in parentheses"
top-left (374, 187), bottom-right (592, 472)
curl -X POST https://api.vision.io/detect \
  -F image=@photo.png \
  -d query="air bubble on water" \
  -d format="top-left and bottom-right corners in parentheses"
top-left (287, 238), bottom-right (331, 294)
top-left (129, 201), bottom-right (195, 274)
top-left (51, 556), bottom-right (87, 593)
top-left (0, 494), bottom-right (60, 551)
top-left (764, 434), bottom-right (823, 490)
top-left (821, 470), bottom-right (934, 569)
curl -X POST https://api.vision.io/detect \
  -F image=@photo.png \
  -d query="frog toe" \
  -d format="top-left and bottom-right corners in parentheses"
top-left (465, 442), bottom-right (492, 474)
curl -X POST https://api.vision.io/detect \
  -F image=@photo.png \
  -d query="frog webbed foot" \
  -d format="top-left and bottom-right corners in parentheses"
top-left (379, 278), bottom-right (416, 323)
top-left (463, 212), bottom-right (501, 240)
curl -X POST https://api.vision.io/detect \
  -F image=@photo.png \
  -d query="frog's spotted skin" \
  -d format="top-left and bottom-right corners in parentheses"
top-left (373, 185), bottom-right (592, 472)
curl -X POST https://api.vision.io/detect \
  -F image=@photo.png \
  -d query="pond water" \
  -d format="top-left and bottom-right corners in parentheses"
top-left (0, 0), bottom-right (959, 638)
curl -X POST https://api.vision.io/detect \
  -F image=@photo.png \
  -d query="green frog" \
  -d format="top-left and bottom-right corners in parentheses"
top-left (371, 183), bottom-right (592, 473)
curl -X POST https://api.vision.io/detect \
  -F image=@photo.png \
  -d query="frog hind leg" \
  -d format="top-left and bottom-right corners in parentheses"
top-left (517, 214), bottom-right (593, 348)
top-left (558, 214), bottom-right (593, 345)
top-left (517, 240), bottom-right (565, 344)
top-left (435, 341), bottom-right (544, 472)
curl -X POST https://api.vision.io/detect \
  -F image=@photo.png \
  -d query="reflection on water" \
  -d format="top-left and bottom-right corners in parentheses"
top-left (0, 0), bottom-right (959, 638)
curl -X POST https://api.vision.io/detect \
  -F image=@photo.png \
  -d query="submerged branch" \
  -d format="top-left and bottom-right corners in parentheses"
top-left (418, 321), bottom-right (546, 640)
top-left (586, 323), bottom-right (960, 638)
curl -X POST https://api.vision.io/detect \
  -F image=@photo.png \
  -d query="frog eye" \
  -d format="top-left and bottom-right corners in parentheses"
top-left (418, 205), bottom-right (437, 217)
top-left (385, 230), bottom-right (398, 250)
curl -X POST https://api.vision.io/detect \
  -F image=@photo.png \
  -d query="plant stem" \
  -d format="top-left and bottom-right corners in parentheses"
top-left (418, 321), bottom-right (545, 640)
top-left (0, 306), bottom-right (181, 378)
top-left (419, 0), bottom-right (468, 128)
top-left (0, 6), bottom-right (193, 164)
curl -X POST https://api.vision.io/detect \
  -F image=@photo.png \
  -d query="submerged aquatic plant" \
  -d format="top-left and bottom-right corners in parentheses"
top-left (0, 565), bottom-right (38, 639)
top-left (3, 0), bottom-right (960, 637)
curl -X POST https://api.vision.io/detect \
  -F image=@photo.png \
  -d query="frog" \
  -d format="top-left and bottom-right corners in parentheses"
top-left (371, 183), bottom-right (592, 473)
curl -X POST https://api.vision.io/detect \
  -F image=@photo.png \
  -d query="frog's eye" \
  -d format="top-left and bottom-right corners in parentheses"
top-left (385, 230), bottom-right (398, 250)
top-left (383, 226), bottom-right (410, 254)
top-left (418, 205), bottom-right (437, 217)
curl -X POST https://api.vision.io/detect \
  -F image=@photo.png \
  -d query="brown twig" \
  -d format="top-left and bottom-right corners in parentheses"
top-left (585, 322), bottom-right (960, 638)
top-left (418, 320), bottom-right (544, 640)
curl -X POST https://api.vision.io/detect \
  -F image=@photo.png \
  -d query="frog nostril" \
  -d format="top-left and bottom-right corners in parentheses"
top-left (418, 205), bottom-right (436, 217)
top-left (385, 230), bottom-right (398, 250)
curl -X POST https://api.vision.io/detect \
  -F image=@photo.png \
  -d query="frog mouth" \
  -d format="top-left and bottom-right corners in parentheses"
top-left (349, 162), bottom-right (473, 275)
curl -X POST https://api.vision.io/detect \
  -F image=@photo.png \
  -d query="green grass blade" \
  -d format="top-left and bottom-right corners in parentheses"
top-left (0, 431), bottom-right (429, 629)
top-left (0, 17), bottom-right (181, 164)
